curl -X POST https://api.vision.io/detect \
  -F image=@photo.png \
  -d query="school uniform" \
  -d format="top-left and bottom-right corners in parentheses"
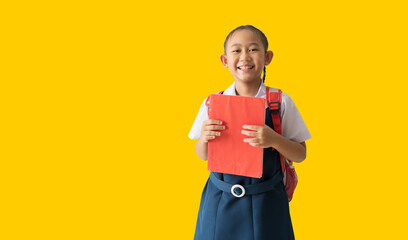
top-left (189, 79), bottom-right (311, 240)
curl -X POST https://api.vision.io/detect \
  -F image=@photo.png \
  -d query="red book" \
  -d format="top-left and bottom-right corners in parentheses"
top-left (208, 94), bottom-right (265, 178)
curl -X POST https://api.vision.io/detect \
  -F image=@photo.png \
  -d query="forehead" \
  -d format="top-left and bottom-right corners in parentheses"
top-left (227, 29), bottom-right (263, 48)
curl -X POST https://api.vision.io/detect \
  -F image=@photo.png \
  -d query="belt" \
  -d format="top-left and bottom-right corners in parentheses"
top-left (209, 172), bottom-right (283, 198)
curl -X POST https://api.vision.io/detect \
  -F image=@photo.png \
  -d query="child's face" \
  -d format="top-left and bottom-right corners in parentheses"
top-left (221, 29), bottom-right (273, 84)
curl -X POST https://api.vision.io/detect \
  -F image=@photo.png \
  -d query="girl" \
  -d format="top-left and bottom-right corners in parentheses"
top-left (188, 25), bottom-right (311, 240)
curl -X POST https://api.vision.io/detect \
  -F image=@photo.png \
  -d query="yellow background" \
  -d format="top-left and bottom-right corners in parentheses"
top-left (1, 0), bottom-right (407, 239)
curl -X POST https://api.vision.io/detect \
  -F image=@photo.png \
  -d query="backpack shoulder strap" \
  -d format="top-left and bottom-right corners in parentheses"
top-left (266, 87), bottom-right (282, 134)
top-left (266, 86), bottom-right (285, 172)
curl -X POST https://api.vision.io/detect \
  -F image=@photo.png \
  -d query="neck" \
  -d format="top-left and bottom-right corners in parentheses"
top-left (235, 79), bottom-right (262, 97)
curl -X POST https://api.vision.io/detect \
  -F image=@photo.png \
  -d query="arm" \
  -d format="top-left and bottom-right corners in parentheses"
top-left (272, 137), bottom-right (306, 163)
top-left (195, 139), bottom-right (209, 161)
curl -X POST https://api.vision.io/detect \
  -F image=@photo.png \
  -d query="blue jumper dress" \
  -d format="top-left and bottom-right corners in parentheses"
top-left (194, 107), bottom-right (295, 240)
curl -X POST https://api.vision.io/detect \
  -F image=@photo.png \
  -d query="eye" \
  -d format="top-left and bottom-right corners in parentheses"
top-left (249, 49), bottom-right (258, 52)
top-left (232, 50), bottom-right (240, 53)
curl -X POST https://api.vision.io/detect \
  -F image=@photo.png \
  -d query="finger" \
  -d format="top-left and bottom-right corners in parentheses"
top-left (206, 125), bottom-right (225, 131)
top-left (243, 138), bottom-right (259, 143)
top-left (200, 135), bottom-right (213, 143)
top-left (242, 125), bottom-right (261, 130)
top-left (249, 142), bottom-right (261, 147)
top-left (206, 135), bottom-right (216, 141)
top-left (206, 119), bottom-right (223, 125)
top-left (206, 131), bottom-right (221, 136)
top-left (241, 130), bottom-right (257, 137)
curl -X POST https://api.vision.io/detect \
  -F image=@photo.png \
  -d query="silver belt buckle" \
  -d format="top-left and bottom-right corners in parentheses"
top-left (231, 184), bottom-right (245, 198)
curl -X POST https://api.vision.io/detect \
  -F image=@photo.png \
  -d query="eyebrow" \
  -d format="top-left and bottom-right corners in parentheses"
top-left (230, 42), bottom-right (260, 48)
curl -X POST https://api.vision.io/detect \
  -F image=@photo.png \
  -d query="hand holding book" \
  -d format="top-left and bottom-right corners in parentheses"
top-left (199, 119), bottom-right (225, 143)
top-left (241, 124), bottom-right (280, 148)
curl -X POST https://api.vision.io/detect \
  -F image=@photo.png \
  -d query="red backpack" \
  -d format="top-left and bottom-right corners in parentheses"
top-left (205, 86), bottom-right (298, 202)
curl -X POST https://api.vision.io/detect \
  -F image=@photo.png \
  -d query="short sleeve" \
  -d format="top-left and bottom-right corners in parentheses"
top-left (280, 93), bottom-right (311, 143)
top-left (188, 98), bottom-right (209, 140)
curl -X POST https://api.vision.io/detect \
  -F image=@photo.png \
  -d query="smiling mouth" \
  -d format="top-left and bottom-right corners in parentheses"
top-left (238, 66), bottom-right (254, 70)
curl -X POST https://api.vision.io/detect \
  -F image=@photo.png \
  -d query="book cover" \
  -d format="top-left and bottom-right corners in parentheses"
top-left (208, 94), bottom-right (265, 178)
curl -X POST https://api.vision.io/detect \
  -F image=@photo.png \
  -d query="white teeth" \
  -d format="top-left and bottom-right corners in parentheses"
top-left (239, 66), bottom-right (253, 69)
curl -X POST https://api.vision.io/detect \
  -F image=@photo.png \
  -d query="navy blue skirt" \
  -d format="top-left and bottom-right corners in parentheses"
top-left (194, 108), bottom-right (295, 240)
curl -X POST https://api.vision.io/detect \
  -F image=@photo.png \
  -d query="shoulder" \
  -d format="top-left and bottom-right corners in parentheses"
top-left (280, 91), bottom-right (297, 118)
top-left (278, 91), bottom-right (311, 142)
top-left (281, 92), bottom-right (294, 105)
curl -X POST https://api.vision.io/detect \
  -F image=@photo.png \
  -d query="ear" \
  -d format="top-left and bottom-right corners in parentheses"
top-left (220, 54), bottom-right (228, 68)
top-left (264, 50), bottom-right (274, 66)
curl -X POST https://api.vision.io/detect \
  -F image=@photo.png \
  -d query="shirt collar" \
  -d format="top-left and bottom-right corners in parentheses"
top-left (223, 79), bottom-right (266, 98)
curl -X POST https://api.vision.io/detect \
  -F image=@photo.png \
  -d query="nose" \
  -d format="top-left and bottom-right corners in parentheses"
top-left (239, 51), bottom-right (251, 62)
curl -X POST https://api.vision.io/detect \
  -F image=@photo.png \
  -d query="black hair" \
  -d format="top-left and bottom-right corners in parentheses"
top-left (223, 25), bottom-right (269, 83)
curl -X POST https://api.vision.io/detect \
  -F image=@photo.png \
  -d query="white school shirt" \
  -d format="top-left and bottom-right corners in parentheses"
top-left (188, 80), bottom-right (312, 143)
